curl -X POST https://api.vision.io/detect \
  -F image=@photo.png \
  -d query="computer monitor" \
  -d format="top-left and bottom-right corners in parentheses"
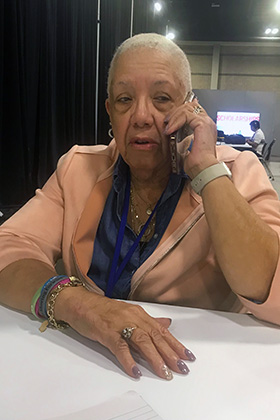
top-left (216, 111), bottom-right (260, 137)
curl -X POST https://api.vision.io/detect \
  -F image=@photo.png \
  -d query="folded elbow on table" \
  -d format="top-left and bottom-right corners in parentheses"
top-left (238, 263), bottom-right (280, 327)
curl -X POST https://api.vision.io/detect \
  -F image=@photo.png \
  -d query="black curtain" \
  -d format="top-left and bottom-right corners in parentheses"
top-left (0, 0), bottom-right (97, 207)
top-left (97, 0), bottom-right (131, 144)
top-left (0, 0), bottom-right (166, 210)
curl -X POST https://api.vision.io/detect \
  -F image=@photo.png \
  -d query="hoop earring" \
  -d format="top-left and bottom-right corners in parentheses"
top-left (108, 122), bottom-right (114, 139)
top-left (108, 128), bottom-right (114, 139)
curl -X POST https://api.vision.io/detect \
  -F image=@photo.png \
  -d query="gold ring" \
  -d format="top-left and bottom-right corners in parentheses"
top-left (193, 105), bottom-right (202, 114)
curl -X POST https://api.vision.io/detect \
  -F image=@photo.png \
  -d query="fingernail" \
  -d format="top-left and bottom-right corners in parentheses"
top-left (187, 139), bottom-right (193, 152)
top-left (162, 364), bottom-right (173, 380)
top-left (177, 360), bottom-right (190, 374)
top-left (185, 348), bottom-right (196, 361)
top-left (164, 124), bottom-right (169, 134)
top-left (132, 365), bottom-right (142, 379)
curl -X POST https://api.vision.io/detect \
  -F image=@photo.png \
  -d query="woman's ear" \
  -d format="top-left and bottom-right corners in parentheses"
top-left (105, 99), bottom-right (111, 117)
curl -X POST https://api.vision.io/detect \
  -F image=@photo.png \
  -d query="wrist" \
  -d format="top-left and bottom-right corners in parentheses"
top-left (43, 276), bottom-right (86, 330)
top-left (54, 286), bottom-right (107, 326)
top-left (54, 284), bottom-right (87, 323)
top-left (191, 162), bottom-right (232, 195)
top-left (187, 157), bottom-right (219, 179)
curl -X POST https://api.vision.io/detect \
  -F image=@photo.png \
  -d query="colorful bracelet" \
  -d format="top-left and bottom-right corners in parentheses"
top-left (35, 298), bottom-right (42, 319)
top-left (39, 275), bottom-right (69, 318)
top-left (31, 275), bottom-right (70, 320)
top-left (30, 286), bottom-right (43, 319)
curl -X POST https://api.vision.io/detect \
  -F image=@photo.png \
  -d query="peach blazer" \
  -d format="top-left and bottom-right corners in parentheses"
top-left (1, 140), bottom-right (280, 325)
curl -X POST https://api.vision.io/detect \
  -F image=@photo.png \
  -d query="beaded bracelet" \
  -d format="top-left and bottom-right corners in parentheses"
top-left (39, 275), bottom-right (69, 318)
top-left (39, 276), bottom-right (85, 333)
top-left (30, 275), bottom-right (69, 319)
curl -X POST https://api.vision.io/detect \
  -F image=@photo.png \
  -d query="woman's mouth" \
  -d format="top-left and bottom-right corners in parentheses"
top-left (130, 137), bottom-right (158, 149)
top-left (135, 139), bottom-right (149, 144)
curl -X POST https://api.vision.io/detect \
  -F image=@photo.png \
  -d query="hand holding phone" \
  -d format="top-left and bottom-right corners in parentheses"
top-left (169, 91), bottom-right (196, 174)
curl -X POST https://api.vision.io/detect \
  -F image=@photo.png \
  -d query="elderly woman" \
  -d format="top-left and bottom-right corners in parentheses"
top-left (0, 33), bottom-right (280, 381)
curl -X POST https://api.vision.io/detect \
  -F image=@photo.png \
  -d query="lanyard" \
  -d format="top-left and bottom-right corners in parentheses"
top-left (105, 173), bottom-right (162, 298)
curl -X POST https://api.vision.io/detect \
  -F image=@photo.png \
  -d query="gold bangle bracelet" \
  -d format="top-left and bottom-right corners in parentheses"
top-left (39, 276), bottom-right (85, 332)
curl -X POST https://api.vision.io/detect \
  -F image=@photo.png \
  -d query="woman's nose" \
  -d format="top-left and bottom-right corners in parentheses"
top-left (130, 99), bottom-right (154, 128)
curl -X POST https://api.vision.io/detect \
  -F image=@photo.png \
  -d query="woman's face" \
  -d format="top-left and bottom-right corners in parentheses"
top-left (106, 48), bottom-right (187, 178)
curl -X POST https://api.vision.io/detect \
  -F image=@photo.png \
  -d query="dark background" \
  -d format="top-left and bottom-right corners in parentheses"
top-left (0, 0), bottom-right (279, 212)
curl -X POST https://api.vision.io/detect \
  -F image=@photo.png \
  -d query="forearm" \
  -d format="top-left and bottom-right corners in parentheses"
top-left (201, 176), bottom-right (279, 301)
top-left (247, 140), bottom-right (257, 148)
top-left (0, 259), bottom-right (57, 312)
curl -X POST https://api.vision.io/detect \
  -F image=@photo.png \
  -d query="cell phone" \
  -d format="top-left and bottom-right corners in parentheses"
top-left (169, 91), bottom-right (196, 174)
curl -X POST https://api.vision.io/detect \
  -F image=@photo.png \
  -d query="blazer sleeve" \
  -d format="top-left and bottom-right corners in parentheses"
top-left (228, 149), bottom-right (280, 325)
top-left (0, 145), bottom-right (80, 273)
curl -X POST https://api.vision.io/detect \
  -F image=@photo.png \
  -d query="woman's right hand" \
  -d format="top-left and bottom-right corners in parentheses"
top-left (54, 286), bottom-right (196, 380)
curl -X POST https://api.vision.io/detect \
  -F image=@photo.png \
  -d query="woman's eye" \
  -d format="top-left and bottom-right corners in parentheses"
top-left (116, 97), bottom-right (132, 103)
top-left (155, 96), bottom-right (170, 102)
top-left (154, 96), bottom-right (173, 110)
top-left (155, 96), bottom-right (170, 103)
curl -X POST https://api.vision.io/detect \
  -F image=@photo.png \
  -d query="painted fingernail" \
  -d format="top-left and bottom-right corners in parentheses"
top-left (132, 365), bottom-right (142, 379)
top-left (185, 348), bottom-right (196, 361)
top-left (177, 360), bottom-right (190, 374)
top-left (187, 139), bottom-right (193, 151)
top-left (162, 364), bottom-right (173, 380)
top-left (167, 318), bottom-right (172, 325)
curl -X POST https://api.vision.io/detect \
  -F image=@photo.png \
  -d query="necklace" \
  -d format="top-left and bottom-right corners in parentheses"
top-left (130, 186), bottom-right (156, 242)
top-left (131, 184), bottom-right (159, 216)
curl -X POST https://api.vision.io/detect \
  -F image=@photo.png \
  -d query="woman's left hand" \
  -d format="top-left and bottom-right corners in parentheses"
top-left (164, 99), bottom-right (278, 304)
top-left (164, 99), bottom-right (219, 178)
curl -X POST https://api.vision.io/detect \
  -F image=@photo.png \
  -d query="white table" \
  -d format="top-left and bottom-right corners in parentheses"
top-left (217, 142), bottom-right (253, 152)
top-left (1, 302), bottom-right (280, 420)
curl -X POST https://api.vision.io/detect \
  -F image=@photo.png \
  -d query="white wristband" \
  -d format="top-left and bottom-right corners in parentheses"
top-left (191, 162), bottom-right (232, 195)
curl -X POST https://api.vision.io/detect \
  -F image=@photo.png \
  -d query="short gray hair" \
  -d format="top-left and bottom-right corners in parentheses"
top-left (107, 33), bottom-right (192, 97)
